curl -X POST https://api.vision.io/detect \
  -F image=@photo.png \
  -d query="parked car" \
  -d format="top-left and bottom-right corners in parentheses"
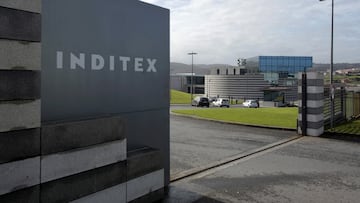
top-left (192, 96), bottom-right (210, 107)
top-left (243, 100), bottom-right (259, 108)
top-left (208, 97), bottom-right (217, 103)
top-left (212, 98), bottom-right (230, 108)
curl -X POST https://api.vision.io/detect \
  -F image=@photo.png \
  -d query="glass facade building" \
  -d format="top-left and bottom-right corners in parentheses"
top-left (246, 56), bottom-right (313, 84)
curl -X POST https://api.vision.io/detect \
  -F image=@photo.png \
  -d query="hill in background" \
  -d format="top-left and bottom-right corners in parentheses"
top-left (310, 63), bottom-right (360, 72)
top-left (171, 62), bottom-right (360, 75)
top-left (170, 62), bottom-right (236, 75)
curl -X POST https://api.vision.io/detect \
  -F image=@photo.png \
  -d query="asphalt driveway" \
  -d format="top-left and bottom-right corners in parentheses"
top-left (170, 114), bottom-right (296, 178)
top-left (165, 136), bottom-right (360, 202)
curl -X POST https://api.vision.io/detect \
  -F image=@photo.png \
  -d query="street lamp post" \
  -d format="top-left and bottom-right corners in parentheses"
top-left (320, 0), bottom-right (334, 129)
top-left (208, 78), bottom-right (211, 97)
top-left (188, 52), bottom-right (197, 104)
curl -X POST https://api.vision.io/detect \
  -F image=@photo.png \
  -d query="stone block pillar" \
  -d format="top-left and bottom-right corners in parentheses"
top-left (298, 72), bottom-right (324, 136)
top-left (0, 1), bottom-right (42, 202)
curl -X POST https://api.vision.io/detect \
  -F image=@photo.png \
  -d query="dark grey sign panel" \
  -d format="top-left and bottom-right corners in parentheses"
top-left (42, 0), bottom-right (169, 121)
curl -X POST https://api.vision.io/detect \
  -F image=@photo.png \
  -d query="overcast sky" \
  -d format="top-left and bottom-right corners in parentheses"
top-left (141, 0), bottom-right (360, 65)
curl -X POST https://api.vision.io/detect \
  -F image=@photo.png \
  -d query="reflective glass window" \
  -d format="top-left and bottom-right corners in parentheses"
top-left (260, 59), bottom-right (266, 66)
top-left (283, 57), bottom-right (289, 66)
top-left (300, 58), bottom-right (305, 66)
top-left (271, 57), bottom-right (277, 66)
top-left (289, 58), bottom-right (295, 66)
top-left (264, 57), bottom-right (268, 65)
top-left (254, 56), bottom-right (312, 75)
top-left (306, 58), bottom-right (312, 67)
top-left (279, 57), bottom-right (284, 66)
top-left (187, 77), bottom-right (191, 84)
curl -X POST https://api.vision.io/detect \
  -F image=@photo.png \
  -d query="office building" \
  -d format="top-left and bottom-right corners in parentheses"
top-left (205, 56), bottom-right (313, 102)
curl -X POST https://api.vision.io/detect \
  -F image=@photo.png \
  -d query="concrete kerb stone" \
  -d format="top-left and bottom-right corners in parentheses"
top-left (170, 111), bottom-right (296, 132)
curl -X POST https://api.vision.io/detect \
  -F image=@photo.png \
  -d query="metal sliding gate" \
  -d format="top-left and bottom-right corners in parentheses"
top-left (324, 85), bottom-right (360, 130)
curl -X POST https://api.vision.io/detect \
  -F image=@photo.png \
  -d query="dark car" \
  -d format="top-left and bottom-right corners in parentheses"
top-left (192, 96), bottom-right (210, 107)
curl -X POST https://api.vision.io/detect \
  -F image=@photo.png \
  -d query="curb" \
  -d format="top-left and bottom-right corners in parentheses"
top-left (170, 112), bottom-right (297, 132)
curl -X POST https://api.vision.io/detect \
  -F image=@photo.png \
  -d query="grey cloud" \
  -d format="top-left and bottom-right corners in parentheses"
top-left (142, 0), bottom-right (360, 64)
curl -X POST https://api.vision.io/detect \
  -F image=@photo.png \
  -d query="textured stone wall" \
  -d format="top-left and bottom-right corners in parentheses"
top-left (0, 1), bottom-right (42, 202)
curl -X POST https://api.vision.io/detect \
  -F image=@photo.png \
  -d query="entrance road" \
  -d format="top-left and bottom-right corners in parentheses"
top-left (165, 137), bottom-right (360, 203)
top-left (170, 114), bottom-right (296, 177)
top-left (168, 107), bottom-right (360, 202)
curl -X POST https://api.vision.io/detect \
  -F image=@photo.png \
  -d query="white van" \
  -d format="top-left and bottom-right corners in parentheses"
top-left (212, 98), bottom-right (230, 108)
top-left (191, 96), bottom-right (210, 107)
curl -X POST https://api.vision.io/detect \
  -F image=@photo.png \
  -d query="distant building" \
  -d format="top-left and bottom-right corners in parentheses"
top-left (170, 73), bottom-right (205, 94)
top-left (206, 56), bottom-right (313, 102)
top-left (247, 56), bottom-right (312, 102)
top-left (170, 56), bottom-right (313, 102)
top-left (246, 56), bottom-right (313, 84)
top-left (205, 74), bottom-right (268, 100)
top-left (210, 66), bottom-right (247, 75)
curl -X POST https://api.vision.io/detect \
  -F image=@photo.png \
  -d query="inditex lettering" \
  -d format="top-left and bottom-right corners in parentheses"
top-left (56, 51), bottom-right (157, 72)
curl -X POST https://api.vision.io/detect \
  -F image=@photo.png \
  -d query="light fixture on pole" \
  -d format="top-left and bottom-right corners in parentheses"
top-left (320, 0), bottom-right (334, 129)
top-left (188, 52), bottom-right (197, 105)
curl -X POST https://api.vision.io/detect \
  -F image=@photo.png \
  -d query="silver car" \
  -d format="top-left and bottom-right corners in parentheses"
top-left (243, 100), bottom-right (259, 108)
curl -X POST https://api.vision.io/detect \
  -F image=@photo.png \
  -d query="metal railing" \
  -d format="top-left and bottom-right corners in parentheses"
top-left (324, 86), bottom-right (360, 129)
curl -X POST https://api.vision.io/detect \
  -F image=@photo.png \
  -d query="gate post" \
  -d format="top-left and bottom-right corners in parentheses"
top-left (301, 73), bottom-right (307, 136)
top-left (298, 72), bottom-right (324, 136)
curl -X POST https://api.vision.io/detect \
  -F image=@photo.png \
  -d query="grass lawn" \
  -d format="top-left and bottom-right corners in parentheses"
top-left (330, 119), bottom-right (360, 135)
top-left (172, 107), bottom-right (298, 129)
top-left (170, 89), bottom-right (193, 104)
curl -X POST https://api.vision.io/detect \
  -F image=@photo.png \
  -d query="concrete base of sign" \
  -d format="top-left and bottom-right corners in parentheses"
top-left (0, 0), bottom-right (42, 13)
top-left (0, 70), bottom-right (40, 101)
top-left (0, 157), bottom-right (40, 196)
top-left (71, 183), bottom-right (126, 203)
top-left (0, 7), bottom-right (41, 42)
top-left (127, 147), bottom-right (164, 202)
top-left (0, 128), bottom-right (40, 164)
top-left (127, 169), bottom-right (164, 202)
top-left (0, 2), bottom-right (43, 202)
top-left (0, 185), bottom-right (40, 203)
top-left (0, 40), bottom-right (41, 70)
top-left (41, 161), bottom-right (127, 203)
top-left (69, 147), bottom-right (165, 203)
top-left (0, 117), bottom-right (165, 203)
top-left (0, 100), bottom-right (41, 132)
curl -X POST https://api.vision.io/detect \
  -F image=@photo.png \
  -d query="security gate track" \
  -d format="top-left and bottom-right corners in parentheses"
top-left (171, 135), bottom-right (303, 183)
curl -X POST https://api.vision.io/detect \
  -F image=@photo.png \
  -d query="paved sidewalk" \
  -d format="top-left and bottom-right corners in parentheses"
top-left (164, 137), bottom-right (360, 203)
